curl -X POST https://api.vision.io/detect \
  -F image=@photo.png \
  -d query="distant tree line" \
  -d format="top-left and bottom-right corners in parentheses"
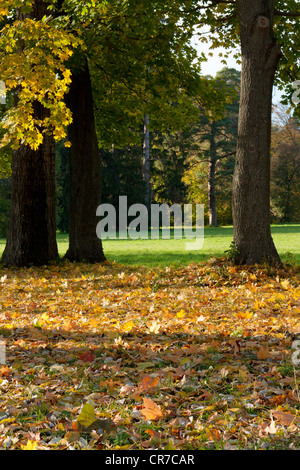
top-left (1, 68), bottom-right (299, 238)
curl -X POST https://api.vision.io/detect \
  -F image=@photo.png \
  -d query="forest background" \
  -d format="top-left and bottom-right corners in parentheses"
top-left (1, 65), bottom-right (299, 240)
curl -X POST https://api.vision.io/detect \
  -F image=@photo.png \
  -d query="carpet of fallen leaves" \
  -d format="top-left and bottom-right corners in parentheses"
top-left (0, 259), bottom-right (299, 450)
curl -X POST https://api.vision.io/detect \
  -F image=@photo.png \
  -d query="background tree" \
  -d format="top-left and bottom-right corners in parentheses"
top-left (63, 61), bottom-right (106, 263)
top-left (196, 0), bottom-right (300, 265)
top-left (186, 68), bottom-right (240, 226)
top-left (271, 106), bottom-right (300, 222)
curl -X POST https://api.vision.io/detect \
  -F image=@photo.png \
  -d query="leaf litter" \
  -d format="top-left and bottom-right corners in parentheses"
top-left (0, 259), bottom-right (299, 450)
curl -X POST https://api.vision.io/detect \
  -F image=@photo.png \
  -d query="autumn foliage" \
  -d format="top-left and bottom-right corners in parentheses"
top-left (0, 259), bottom-right (299, 450)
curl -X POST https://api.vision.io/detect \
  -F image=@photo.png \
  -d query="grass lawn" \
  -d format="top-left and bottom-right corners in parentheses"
top-left (0, 224), bottom-right (299, 267)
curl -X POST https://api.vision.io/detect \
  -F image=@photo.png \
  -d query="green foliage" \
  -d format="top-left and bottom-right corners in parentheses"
top-left (101, 145), bottom-right (146, 223)
top-left (195, 1), bottom-right (300, 114)
top-left (151, 130), bottom-right (190, 205)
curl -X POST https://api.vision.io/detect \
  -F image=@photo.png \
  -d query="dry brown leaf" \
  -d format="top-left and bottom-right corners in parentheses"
top-left (272, 410), bottom-right (300, 426)
top-left (257, 346), bottom-right (269, 359)
top-left (135, 375), bottom-right (159, 395)
top-left (140, 397), bottom-right (163, 421)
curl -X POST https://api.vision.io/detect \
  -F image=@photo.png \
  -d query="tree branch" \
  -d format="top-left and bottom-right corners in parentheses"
top-left (188, 150), bottom-right (236, 168)
top-left (181, 0), bottom-right (234, 15)
top-left (274, 10), bottom-right (300, 18)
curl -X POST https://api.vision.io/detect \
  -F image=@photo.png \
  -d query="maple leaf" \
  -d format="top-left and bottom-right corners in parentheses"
top-left (0, 366), bottom-right (10, 377)
top-left (257, 346), bottom-right (269, 360)
top-left (79, 351), bottom-right (95, 362)
top-left (21, 440), bottom-right (38, 450)
top-left (141, 397), bottom-right (163, 421)
top-left (133, 375), bottom-right (159, 398)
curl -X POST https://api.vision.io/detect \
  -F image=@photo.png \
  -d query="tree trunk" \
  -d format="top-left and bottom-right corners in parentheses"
top-left (142, 114), bottom-right (151, 210)
top-left (208, 157), bottom-right (217, 226)
top-left (208, 121), bottom-right (218, 226)
top-left (64, 61), bottom-right (106, 263)
top-left (232, 0), bottom-right (282, 266)
top-left (2, 105), bottom-right (58, 266)
top-left (1, 0), bottom-right (58, 267)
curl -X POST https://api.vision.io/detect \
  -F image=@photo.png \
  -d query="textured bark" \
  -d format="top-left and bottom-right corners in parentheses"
top-left (142, 114), bottom-right (151, 210)
top-left (208, 121), bottom-right (217, 226)
top-left (1, 0), bottom-right (58, 267)
top-left (2, 106), bottom-right (58, 266)
top-left (232, 0), bottom-right (282, 266)
top-left (64, 62), bottom-right (106, 263)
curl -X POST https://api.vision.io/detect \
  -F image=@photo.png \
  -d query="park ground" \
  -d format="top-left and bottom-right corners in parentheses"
top-left (0, 224), bottom-right (299, 450)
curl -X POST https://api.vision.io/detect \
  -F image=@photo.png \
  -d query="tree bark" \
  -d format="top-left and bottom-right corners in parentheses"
top-left (2, 104), bottom-right (58, 267)
top-left (208, 121), bottom-right (217, 226)
top-left (64, 61), bottom-right (106, 263)
top-left (142, 114), bottom-right (151, 210)
top-left (232, 0), bottom-right (282, 266)
top-left (1, 0), bottom-right (59, 267)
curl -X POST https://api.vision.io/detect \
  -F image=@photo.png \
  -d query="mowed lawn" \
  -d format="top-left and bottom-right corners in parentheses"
top-left (0, 224), bottom-right (299, 267)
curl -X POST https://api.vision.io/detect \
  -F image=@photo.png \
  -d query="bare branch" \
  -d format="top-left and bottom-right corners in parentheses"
top-left (274, 10), bottom-right (300, 18)
top-left (188, 150), bottom-right (236, 168)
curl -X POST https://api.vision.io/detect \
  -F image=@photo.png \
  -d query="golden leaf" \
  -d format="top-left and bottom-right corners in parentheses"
top-left (21, 440), bottom-right (38, 450)
top-left (141, 397), bottom-right (163, 421)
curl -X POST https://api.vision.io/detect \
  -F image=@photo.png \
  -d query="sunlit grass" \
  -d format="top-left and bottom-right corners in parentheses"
top-left (0, 224), bottom-right (299, 267)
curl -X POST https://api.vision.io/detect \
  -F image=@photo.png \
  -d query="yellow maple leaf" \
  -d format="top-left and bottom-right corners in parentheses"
top-left (177, 309), bottom-right (186, 318)
top-left (122, 321), bottom-right (134, 332)
top-left (21, 440), bottom-right (38, 450)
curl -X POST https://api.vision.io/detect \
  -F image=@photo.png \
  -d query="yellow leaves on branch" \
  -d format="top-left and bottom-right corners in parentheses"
top-left (0, 17), bottom-right (83, 150)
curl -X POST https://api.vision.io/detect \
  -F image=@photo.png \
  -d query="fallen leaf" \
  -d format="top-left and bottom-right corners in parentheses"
top-left (0, 366), bottom-right (10, 377)
top-left (134, 375), bottom-right (159, 396)
top-left (20, 440), bottom-right (38, 450)
top-left (76, 402), bottom-right (97, 430)
top-left (79, 351), bottom-right (95, 362)
top-left (177, 309), bottom-right (186, 318)
top-left (272, 410), bottom-right (300, 426)
top-left (257, 346), bottom-right (269, 359)
top-left (141, 397), bottom-right (163, 421)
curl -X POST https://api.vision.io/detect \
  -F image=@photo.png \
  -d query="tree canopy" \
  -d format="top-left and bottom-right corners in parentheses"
top-left (0, 0), bottom-right (227, 151)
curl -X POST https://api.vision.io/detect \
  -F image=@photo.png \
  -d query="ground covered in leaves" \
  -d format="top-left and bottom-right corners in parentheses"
top-left (0, 259), bottom-right (299, 450)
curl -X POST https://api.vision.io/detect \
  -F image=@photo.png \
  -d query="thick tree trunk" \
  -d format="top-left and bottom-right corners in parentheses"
top-left (2, 108), bottom-right (58, 266)
top-left (64, 62), bottom-right (106, 263)
top-left (232, 0), bottom-right (282, 266)
top-left (1, 0), bottom-right (58, 267)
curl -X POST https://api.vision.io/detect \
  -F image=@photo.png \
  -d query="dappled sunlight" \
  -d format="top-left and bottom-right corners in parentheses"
top-left (0, 260), bottom-right (299, 449)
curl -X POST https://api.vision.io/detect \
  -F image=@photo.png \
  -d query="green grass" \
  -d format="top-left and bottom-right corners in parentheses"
top-left (0, 224), bottom-right (299, 267)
